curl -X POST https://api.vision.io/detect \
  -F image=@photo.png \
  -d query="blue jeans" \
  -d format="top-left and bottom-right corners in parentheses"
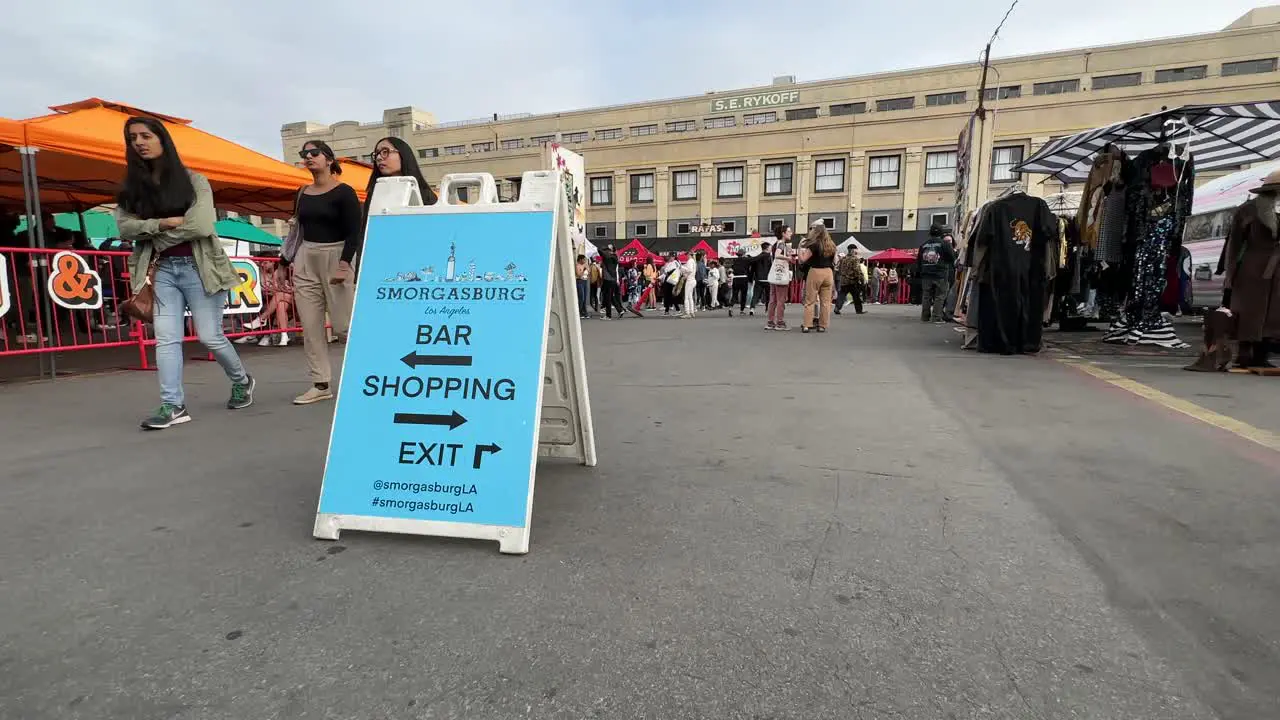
top-left (576, 278), bottom-right (589, 317)
top-left (153, 257), bottom-right (248, 407)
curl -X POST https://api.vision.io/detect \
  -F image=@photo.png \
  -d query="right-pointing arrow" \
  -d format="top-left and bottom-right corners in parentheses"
top-left (392, 410), bottom-right (467, 430)
top-left (472, 443), bottom-right (502, 469)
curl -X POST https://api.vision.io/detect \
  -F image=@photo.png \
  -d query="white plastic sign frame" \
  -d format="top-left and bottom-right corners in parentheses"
top-left (313, 171), bottom-right (595, 554)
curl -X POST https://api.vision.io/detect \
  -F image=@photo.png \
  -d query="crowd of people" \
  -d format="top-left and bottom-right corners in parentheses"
top-left (572, 223), bottom-right (962, 332)
top-left (575, 222), bottom-right (872, 332)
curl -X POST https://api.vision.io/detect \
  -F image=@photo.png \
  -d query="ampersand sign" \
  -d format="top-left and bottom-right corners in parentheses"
top-left (47, 251), bottom-right (103, 310)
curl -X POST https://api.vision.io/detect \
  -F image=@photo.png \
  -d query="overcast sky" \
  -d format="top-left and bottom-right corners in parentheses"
top-left (3, 0), bottom-right (1266, 157)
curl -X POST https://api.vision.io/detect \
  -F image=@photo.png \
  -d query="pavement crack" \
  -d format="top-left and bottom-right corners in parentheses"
top-left (993, 637), bottom-right (1042, 720)
top-left (808, 521), bottom-right (835, 590)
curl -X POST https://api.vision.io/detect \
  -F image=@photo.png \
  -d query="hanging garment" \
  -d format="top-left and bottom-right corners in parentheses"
top-left (1225, 198), bottom-right (1280, 343)
top-left (971, 193), bottom-right (1057, 354)
top-left (1077, 145), bottom-right (1125, 249)
top-left (1096, 190), bottom-right (1128, 263)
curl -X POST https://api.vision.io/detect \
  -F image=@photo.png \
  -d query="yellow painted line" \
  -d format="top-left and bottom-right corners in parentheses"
top-left (1060, 360), bottom-right (1280, 454)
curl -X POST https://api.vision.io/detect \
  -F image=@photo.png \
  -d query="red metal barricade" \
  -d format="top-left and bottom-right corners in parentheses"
top-left (0, 247), bottom-right (302, 375)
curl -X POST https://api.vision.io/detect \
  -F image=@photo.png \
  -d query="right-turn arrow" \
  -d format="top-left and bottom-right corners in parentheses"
top-left (472, 442), bottom-right (502, 469)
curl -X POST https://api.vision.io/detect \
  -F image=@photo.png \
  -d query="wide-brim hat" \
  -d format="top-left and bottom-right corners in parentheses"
top-left (1250, 168), bottom-right (1280, 194)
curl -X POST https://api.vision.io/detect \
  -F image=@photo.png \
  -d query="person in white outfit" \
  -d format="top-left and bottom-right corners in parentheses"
top-left (706, 259), bottom-right (722, 308)
top-left (680, 252), bottom-right (699, 318)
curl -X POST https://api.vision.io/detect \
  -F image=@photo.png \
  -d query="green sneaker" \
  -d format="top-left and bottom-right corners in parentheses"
top-left (141, 404), bottom-right (190, 430)
top-left (228, 375), bottom-right (256, 410)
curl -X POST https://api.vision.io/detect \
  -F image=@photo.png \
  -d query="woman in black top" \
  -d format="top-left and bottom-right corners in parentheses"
top-left (279, 140), bottom-right (361, 405)
top-left (799, 221), bottom-right (837, 333)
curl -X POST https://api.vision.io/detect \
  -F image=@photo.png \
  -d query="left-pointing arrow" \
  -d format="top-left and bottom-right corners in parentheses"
top-left (392, 410), bottom-right (467, 429)
top-left (401, 352), bottom-right (474, 368)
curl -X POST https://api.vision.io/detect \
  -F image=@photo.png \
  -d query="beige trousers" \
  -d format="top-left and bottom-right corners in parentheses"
top-left (292, 241), bottom-right (353, 384)
top-left (803, 268), bottom-right (834, 329)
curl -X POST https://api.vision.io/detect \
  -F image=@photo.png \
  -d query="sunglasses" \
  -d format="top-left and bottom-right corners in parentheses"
top-left (298, 148), bottom-right (327, 160)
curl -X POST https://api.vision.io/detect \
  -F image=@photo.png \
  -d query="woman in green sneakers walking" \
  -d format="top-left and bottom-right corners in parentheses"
top-left (116, 116), bottom-right (254, 430)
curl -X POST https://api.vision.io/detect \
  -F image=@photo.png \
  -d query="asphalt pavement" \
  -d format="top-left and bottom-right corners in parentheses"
top-left (2, 303), bottom-right (1278, 719)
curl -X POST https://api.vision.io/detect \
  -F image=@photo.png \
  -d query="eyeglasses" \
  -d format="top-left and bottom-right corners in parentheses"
top-left (298, 148), bottom-right (325, 159)
top-left (369, 147), bottom-right (395, 161)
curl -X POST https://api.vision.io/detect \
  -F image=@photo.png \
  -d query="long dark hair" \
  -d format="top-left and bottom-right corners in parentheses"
top-left (117, 116), bottom-right (195, 219)
top-left (365, 137), bottom-right (438, 211)
top-left (302, 140), bottom-right (342, 176)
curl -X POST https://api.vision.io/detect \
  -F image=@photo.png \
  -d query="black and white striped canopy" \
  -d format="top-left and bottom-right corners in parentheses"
top-left (1014, 101), bottom-right (1280, 184)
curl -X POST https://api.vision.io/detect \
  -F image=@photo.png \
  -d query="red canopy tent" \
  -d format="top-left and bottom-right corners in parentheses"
top-left (616, 238), bottom-right (651, 264)
top-left (689, 239), bottom-right (718, 260)
top-left (868, 248), bottom-right (917, 263)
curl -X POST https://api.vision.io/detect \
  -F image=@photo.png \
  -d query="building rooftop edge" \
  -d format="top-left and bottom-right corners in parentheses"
top-left (282, 9), bottom-right (1278, 134)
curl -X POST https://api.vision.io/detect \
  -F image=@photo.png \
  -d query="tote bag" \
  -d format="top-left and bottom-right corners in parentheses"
top-left (281, 188), bottom-right (305, 262)
top-left (767, 255), bottom-right (792, 285)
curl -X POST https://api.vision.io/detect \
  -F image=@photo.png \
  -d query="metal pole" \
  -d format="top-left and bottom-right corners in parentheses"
top-left (18, 147), bottom-right (47, 379)
top-left (22, 147), bottom-right (57, 380)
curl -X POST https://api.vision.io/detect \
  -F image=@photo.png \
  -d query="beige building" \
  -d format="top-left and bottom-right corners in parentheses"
top-left (282, 6), bottom-right (1280, 246)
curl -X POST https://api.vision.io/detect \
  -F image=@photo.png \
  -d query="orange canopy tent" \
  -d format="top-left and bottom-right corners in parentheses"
top-left (1, 99), bottom-right (369, 219)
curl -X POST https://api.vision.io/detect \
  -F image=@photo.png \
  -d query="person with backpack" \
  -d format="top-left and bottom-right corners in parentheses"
top-left (749, 241), bottom-right (773, 315)
top-left (730, 248), bottom-right (752, 317)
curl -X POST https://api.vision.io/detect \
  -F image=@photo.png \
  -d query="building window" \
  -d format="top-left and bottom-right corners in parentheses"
top-left (868, 155), bottom-right (900, 189)
top-left (925, 91), bottom-right (966, 107)
top-left (1033, 79), bottom-right (1080, 95)
top-left (744, 111), bottom-right (777, 125)
top-left (818, 217), bottom-right (835, 229)
top-left (562, 131), bottom-right (588, 143)
top-left (930, 212), bottom-right (949, 228)
top-left (631, 124), bottom-right (659, 136)
top-left (723, 221), bottom-right (737, 233)
top-left (594, 226), bottom-right (607, 238)
top-left (590, 176), bottom-right (612, 205)
top-left (444, 145), bottom-right (465, 155)
top-left (596, 128), bottom-right (623, 141)
top-left (785, 107), bottom-right (819, 120)
top-left (677, 223), bottom-right (692, 234)
top-left (764, 163), bottom-right (793, 195)
top-left (667, 120), bottom-right (697, 133)
top-left (418, 148), bottom-right (439, 159)
top-left (982, 86), bottom-right (1021, 101)
top-left (531, 135), bottom-right (555, 146)
top-left (830, 102), bottom-right (867, 116)
top-left (769, 218), bottom-right (785, 232)
top-left (634, 224), bottom-right (648, 236)
top-left (1092, 73), bottom-right (1142, 90)
top-left (876, 97), bottom-right (915, 112)
top-left (814, 159), bottom-right (845, 192)
top-left (924, 151), bottom-right (957, 186)
top-left (630, 173), bottom-right (654, 203)
top-left (1223, 58), bottom-right (1278, 76)
top-left (1155, 65), bottom-right (1208, 84)
top-left (472, 142), bottom-right (493, 153)
top-left (717, 167), bottom-right (744, 198)
top-left (705, 116), bottom-right (736, 130)
top-left (992, 146), bottom-right (1024, 182)
top-left (673, 170), bottom-right (698, 200)
top-left (498, 139), bottom-right (523, 150)
top-left (871, 214), bottom-right (890, 229)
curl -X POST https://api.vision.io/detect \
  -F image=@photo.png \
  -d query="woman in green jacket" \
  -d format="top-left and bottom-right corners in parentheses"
top-left (116, 116), bottom-right (254, 430)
